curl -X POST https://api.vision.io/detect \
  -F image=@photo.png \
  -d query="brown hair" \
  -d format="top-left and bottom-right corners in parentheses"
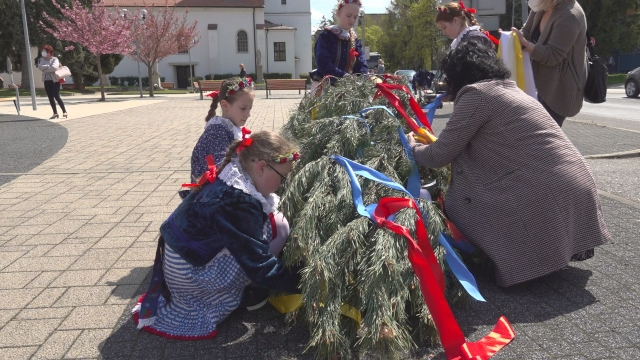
top-left (217, 131), bottom-right (298, 176)
top-left (42, 45), bottom-right (54, 55)
top-left (435, 2), bottom-right (479, 27)
top-left (204, 77), bottom-right (254, 123)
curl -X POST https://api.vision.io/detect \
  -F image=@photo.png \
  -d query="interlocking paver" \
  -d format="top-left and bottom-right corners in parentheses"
top-left (0, 319), bottom-right (62, 346)
top-left (64, 329), bottom-right (112, 358)
top-left (31, 330), bottom-right (81, 360)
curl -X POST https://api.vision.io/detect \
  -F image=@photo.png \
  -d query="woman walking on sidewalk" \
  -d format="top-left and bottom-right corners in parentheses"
top-left (37, 45), bottom-right (67, 119)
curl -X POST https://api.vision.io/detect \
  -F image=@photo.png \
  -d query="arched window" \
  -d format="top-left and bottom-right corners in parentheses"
top-left (237, 30), bottom-right (248, 53)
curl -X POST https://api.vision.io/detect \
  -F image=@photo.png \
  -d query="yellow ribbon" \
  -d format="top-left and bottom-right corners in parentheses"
top-left (269, 294), bottom-right (362, 328)
top-left (512, 34), bottom-right (527, 93)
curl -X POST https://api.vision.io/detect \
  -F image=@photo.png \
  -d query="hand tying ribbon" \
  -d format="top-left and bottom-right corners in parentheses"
top-left (206, 91), bottom-right (220, 99)
top-left (236, 127), bottom-right (253, 153)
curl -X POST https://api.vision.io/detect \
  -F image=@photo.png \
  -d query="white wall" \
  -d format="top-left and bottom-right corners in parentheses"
top-left (1, 47), bottom-right (45, 89)
top-left (264, 15), bottom-right (312, 77)
top-left (265, 0), bottom-right (312, 78)
top-left (265, 30), bottom-right (296, 75)
top-left (109, 7), bottom-right (266, 82)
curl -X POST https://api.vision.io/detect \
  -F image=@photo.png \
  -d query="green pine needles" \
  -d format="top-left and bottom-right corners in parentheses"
top-left (279, 75), bottom-right (466, 359)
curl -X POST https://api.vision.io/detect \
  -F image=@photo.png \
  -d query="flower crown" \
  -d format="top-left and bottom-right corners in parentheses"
top-left (339, 0), bottom-right (362, 10)
top-left (438, 1), bottom-right (476, 14)
top-left (274, 152), bottom-right (301, 164)
top-left (227, 77), bottom-right (254, 97)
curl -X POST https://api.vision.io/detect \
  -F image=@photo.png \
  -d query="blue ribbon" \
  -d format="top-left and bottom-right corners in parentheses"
top-left (422, 93), bottom-right (445, 126)
top-left (331, 155), bottom-right (485, 301)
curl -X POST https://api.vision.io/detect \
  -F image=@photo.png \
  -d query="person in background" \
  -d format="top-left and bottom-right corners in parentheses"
top-left (377, 59), bottom-right (385, 75)
top-left (408, 41), bottom-right (610, 287)
top-left (239, 63), bottom-right (247, 78)
top-left (511, 0), bottom-right (587, 127)
top-left (435, 1), bottom-right (498, 50)
top-left (311, 0), bottom-right (368, 88)
top-left (37, 45), bottom-right (67, 119)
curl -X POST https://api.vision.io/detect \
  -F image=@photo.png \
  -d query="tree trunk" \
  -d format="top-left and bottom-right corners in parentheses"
top-left (97, 54), bottom-right (105, 101)
top-left (148, 64), bottom-right (155, 97)
top-left (20, 51), bottom-right (31, 91)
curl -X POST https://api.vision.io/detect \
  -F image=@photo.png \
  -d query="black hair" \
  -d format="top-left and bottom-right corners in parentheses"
top-left (440, 40), bottom-right (510, 98)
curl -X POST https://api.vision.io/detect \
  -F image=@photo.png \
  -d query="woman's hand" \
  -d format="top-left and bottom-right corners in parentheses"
top-left (407, 132), bottom-right (417, 148)
top-left (511, 27), bottom-right (534, 53)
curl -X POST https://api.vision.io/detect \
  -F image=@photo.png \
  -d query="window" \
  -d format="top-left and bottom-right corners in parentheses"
top-left (274, 42), bottom-right (286, 61)
top-left (281, 0), bottom-right (286, 4)
top-left (237, 30), bottom-right (248, 53)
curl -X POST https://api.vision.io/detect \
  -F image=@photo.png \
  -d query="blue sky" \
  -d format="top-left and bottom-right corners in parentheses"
top-left (310, 0), bottom-right (392, 30)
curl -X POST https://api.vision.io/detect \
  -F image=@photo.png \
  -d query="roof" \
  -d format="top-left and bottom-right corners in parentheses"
top-left (265, 20), bottom-right (295, 30)
top-left (103, 0), bottom-right (264, 8)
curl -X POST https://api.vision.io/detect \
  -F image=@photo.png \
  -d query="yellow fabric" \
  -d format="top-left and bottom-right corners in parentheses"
top-left (269, 294), bottom-right (362, 328)
top-left (512, 34), bottom-right (526, 93)
top-left (310, 106), bottom-right (319, 120)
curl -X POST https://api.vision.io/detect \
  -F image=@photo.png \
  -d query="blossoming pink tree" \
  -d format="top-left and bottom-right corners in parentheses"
top-left (42, 0), bottom-right (134, 101)
top-left (131, 5), bottom-right (199, 97)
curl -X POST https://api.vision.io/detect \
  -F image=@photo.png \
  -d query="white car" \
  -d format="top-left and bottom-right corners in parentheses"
top-left (394, 70), bottom-right (416, 91)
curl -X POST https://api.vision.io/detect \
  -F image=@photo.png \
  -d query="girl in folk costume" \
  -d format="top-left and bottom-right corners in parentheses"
top-left (436, 1), bottom-right (499, 50)
top-left (133, 131), bottom-right (302, 339)
top-left (191, 77), bottom-right (254, 182)
top-left (311, 0), bottom-right (368, 87)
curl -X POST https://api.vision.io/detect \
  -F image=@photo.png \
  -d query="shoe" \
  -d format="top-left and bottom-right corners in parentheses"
top-left (571, 248), bottom-right (595, 262)
top-left (242, 285), bottom-right (269, 311)
top-left (63, 113), bottom-right (68, 118)
top-left (49, 114), bottom-right (59, 119)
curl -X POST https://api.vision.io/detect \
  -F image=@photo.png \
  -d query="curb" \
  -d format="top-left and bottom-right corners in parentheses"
top-left (584, 149), bottom-right (640, 159)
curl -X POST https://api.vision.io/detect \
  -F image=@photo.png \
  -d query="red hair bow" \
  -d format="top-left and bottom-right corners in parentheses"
top-left (459, 0), bottom-right (477, 13)
top-left (181, 155), bottom-right (217, 188)
top-left (236, 127), bottom-right (253, 153)
top-left (206, 91), bottom-right (220, 99)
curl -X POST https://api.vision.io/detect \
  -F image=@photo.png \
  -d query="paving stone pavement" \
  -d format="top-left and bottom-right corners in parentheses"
top-left (0, 93), bottom-right (639, 359)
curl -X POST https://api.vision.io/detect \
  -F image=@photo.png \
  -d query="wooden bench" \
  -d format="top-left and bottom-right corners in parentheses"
top-left (160, 81), bottom-right (174, 89)
top-left (197, 80), bottom-right (223, 100)
top-left (0, 97), bottom-right (19, 114)
top-left (265, 79), bottom-right (307, 98)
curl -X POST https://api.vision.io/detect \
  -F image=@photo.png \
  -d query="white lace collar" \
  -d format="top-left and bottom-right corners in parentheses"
top-left (326, 25), bottom-right (355, 41)
top-left (206, 116), bottom-right (242, 140)
top-left (218, 158), bottom-right (279, 214)
top-left (450, 25), bottom-right (481, 49)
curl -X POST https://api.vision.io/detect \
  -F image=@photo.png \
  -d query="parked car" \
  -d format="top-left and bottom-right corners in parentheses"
top-left (432, 71), bottom-right (448, 93)
top-left (625, 67), bottom-right (640, 98)
top-left (394, 70), bottom-right (416, 92)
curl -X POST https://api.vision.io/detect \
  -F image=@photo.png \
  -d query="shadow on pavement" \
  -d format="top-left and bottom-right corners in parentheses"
top-left (0, 114), bottom-right (68, 186)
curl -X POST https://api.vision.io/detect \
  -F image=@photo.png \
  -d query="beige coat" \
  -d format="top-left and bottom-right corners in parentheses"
top-left (522, 0), bottom-right (587, 117)
top-left (413, 79), bottom-right (610, 287)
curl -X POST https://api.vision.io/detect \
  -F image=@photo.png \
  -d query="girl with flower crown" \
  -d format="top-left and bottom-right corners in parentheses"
top-left (191, 77), bottom-right (255, 182)
top-left (435, 1), bottom-right (498, 50)
top-left (133, 131), bottom-right (302, 340)
top-left (311, 0), bottom-right (368, 88)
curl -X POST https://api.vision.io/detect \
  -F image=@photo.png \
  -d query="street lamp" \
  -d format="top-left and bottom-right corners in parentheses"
top-left (18, 0), bottom-right (37, 110)
top-left (359, 9), bottom-right (366, 48)
top-left (121, 8), bottom-right (147, 98)
top-left (188, 37), bottom-right (196, 91)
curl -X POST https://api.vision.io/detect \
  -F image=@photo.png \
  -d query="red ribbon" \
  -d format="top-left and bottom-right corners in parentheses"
top-left (236, 127), bottom-right (253, 153)
top-left (374, 83), bottom-right (433, 132)
top-left (373, 197), bottom-right (515, 360)
top-left (483, 31), bottom-right (500, 46)
top-left (206, 91), bottom-right (220, 99)
top-left (458, 0), bottom-right (476, 13)
top-left (181, 155), bottom-right (217, 188)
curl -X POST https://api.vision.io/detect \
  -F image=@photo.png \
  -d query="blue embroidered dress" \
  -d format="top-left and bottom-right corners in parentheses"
top-left (132, 159), bottom-right (300, 339)
top-left (190, 116), bottom-right (242, 182)
top-left (311, 25), bottom-right (368, 82)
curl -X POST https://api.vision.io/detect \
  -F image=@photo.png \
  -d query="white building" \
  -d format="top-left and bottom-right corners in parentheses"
top-left (105, 0), bottom-right (312, 88)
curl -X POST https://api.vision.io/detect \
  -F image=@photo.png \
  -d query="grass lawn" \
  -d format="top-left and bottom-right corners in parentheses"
top-left (608, 73), bottom-right (627, 87)
top-left (105, 90), bottom-right (190, 95)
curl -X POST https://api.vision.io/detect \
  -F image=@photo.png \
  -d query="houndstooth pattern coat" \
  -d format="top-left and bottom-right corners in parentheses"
top-left (413, 79), bottom-right (610, 287)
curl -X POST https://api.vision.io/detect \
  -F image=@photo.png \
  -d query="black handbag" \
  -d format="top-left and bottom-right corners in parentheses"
top-left (584, 30), bottom-right (607, 103)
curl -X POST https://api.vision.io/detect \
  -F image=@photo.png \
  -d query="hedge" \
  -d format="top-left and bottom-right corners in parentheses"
top-left (203, 73), bottom-right (292, 80)
top-left (108, 76), bottom-right (166, 87)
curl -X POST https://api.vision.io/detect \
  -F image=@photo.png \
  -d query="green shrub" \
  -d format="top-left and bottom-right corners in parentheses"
top-left (300, 73), bottom-right (311, 84)
top-left (263, 72), bottom-right (292, 79)
top-left (109, 76), bottom-right (119, 86)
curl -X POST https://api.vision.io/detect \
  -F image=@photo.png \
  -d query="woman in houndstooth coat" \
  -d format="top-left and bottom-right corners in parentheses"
top-left (410, 41), bottom-right (610, 287)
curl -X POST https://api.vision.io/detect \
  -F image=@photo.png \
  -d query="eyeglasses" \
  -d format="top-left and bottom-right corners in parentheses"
top-left (267, 163), bottom-right (287, 185)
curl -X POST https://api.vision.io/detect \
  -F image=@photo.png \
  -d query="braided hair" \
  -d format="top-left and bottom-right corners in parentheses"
top-left (216, 131), bottom-right (298, 176)
top-left (204, 77), bottom-right (254, 123)
top-left (435, 2), bottom-right (480, 27)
